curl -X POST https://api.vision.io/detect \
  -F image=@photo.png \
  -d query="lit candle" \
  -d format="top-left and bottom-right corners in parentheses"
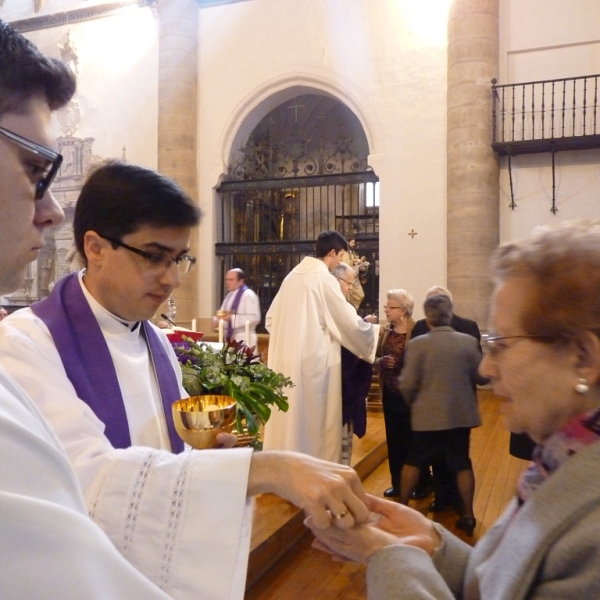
top-left (191, 318), bottom-right (197, 332)
top-left (218, 319), bottom-right (224, 344)
top-left (245, 320), bottom-right (250, 344)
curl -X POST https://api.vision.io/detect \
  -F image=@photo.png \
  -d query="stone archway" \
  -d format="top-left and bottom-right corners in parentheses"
top-left (216, 90), bottom-right (380, 324)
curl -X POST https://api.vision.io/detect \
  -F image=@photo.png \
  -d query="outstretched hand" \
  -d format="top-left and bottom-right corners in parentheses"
top-left (305, 493), bottom-right (441, 563)
top-left (248, 451), bottom-right (370, 529)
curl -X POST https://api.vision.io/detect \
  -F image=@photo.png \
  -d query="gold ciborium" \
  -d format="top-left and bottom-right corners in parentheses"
top-left (172, 395), bottom-right (237, 449)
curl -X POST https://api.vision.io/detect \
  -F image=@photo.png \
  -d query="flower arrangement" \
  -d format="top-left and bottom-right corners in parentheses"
top-left (172, 337), bottom-right (293, 437)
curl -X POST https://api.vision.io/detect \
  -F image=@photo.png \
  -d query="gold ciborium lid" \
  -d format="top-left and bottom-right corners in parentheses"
top-left (172, 395), bottom-right (237, 449)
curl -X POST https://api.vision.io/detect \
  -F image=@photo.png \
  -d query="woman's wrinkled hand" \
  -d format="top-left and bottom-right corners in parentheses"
top-left (305, 493), bottom-right (442, 563)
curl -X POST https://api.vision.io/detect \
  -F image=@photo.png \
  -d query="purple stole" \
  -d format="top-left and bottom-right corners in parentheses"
top-left (226, 284), bottom-right (248, 340)
top-left (31, 273), bottom-right (184, 452)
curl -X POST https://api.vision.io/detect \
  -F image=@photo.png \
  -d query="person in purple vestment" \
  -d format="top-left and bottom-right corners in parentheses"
top-left (0, 148), bottom-right (373, 596)
top-left (213, 267), bottom-right (261, 348)
top-left (0, 19), bottom-right (173, 598)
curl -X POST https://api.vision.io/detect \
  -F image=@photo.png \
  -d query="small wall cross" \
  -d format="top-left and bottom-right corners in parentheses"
top-left (287, 101), bottom-right (304, 123)
top-left (408, 229), bottom-right (418, 238)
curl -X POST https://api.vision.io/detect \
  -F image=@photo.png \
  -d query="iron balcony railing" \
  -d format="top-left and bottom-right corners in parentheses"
top-left (492, 74), bottom-right (600, 156)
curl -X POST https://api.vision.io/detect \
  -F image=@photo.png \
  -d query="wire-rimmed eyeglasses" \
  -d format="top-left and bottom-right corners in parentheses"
top-left (483, 334), bottom-right (553, 358)
top-left (0, 126), bottom-right (63, 200)
top-left (336, 276), bottom-right (353, 286)
top-left (101, 235), bottom-right (197, 275)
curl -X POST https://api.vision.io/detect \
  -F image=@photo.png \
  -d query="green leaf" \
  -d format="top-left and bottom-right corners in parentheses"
top-left (173, 337), bottom-right (293, 429)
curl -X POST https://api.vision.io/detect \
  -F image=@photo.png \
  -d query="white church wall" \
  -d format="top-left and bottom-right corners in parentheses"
top-left (498, 0), bottom-right (600, 245)
top-left (197, 0), bottom-right (450, 319)
top-left (1, 2), bottom-right (158, 302)
top-left (3, 0), bottom-right (449, 319)
top-left (1, 4), bottom-right (159, 169)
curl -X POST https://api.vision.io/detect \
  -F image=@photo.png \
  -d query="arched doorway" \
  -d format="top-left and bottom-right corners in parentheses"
top-left (216, 92), bottom-right (379, 329)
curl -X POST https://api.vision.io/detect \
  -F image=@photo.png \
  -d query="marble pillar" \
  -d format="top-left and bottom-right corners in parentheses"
top-left (157, 0), bottom-right (199, 325)
top-left (447, 0), bottom-right (499, 328)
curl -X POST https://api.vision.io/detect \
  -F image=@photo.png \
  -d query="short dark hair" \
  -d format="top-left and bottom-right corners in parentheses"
top-left (315, 230), bottom-right (348, 257)
top-left (0, 20), bottom-right (76, 117)
top-left (424, 294), bottom-right (453, 327)
top-left (74, 160), bottom-right (201, 258)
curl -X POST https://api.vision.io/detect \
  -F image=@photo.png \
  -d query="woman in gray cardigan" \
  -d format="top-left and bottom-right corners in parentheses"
top-left (307, 219), bottom-right (600, 600)
top-left (398, 294), bottom-right (487, 534)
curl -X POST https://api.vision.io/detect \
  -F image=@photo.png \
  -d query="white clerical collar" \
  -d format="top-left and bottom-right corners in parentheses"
top-left (77, 270), bottom-right (141, 334)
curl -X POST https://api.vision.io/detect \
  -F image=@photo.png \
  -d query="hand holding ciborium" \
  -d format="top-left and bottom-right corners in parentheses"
top-left (172, 395), bottom-right (237, 449)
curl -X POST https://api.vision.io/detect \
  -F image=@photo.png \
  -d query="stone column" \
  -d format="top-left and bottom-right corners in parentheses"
top-left (157, 0), bottom-right (199, 325)
top-left (447, 0), bottom-right (499, 328)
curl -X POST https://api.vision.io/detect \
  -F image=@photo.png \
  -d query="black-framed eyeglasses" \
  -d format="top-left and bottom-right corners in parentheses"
top-left (384, 305), bottom-right (402, 310)
top-left (101, 235), bottom-right (197, 275)
top-left (483, 334), bottom-right (553, 358)
top-left (0, 126), bottom-right (63, 200)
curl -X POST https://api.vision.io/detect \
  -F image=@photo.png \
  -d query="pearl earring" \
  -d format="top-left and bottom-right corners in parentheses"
top-left (575, 378), bottom-right (589, 394)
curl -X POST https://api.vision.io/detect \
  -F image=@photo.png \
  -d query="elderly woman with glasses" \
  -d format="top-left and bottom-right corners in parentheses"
top-left (375, 289), bottom-right (416, 498)
top-left (308, 219), bottom-right (600, 600)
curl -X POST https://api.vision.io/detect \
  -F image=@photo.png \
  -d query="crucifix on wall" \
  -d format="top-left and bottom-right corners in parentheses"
top-left (287, 101), bottom-right (304, 124)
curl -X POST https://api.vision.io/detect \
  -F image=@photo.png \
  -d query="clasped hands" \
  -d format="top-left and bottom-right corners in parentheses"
top-left (249, 452), bottom-right (440, 562)
top-left (242, 449), bottom-right (440, 561)
top-left (305, 494), bottom-right (442, 564)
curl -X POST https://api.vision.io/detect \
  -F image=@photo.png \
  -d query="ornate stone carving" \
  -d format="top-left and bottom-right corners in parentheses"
top-left (58, 29), bottom-right (79, 78)
top-left (57, 100), bottom-right (82, 136)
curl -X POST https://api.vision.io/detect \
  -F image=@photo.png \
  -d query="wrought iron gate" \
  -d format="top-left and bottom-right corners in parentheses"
top-left (216, 93), bottom-right (379, 329)
top-left (216, 171), bottom-right (379, 331)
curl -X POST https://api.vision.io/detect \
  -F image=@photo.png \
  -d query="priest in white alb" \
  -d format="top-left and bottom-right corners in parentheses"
top-left (213, 268), bottom-right (261, 348)
top-left (0, 27), bottom-right (175, 597)
top-left (0, 164), bottom-right (371, 599)
top-left (263, 231), bottom-right (379, 464)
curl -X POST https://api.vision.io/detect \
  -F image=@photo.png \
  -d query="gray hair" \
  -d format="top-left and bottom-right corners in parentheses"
top-left (387, 289), bottom-right (414, 317)
top-left (331, 263), bottom-right (353, 280)
top-left (426, 285), bottom-right (452, 302)
top-left (424, 294), bottom-right (453, 327)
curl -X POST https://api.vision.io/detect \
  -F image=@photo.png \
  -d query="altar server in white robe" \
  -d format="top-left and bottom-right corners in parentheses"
top-left (263, 230), bottom-right (379, 463)
top-left (0, 161), bottom-right (371, 600)
top-left (0, 372), bottom-right (173, 599)
top-left (214, 268), bottom-right (261, 348)
top-left (0, 21), bottom-right (171, 598)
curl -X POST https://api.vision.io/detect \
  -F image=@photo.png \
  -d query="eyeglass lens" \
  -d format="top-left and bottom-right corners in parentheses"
top-left (0, 126), bottom-right (62, 200)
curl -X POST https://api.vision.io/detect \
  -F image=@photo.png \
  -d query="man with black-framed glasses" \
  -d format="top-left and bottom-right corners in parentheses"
top-left (0, 125), bottom-right (63, 199)
top-left (0, 18), bottom-right (174, 599)
top-left (0, 156), bottom-right (372, 598)
top-left (1, 159), bottom-right (202, 457)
